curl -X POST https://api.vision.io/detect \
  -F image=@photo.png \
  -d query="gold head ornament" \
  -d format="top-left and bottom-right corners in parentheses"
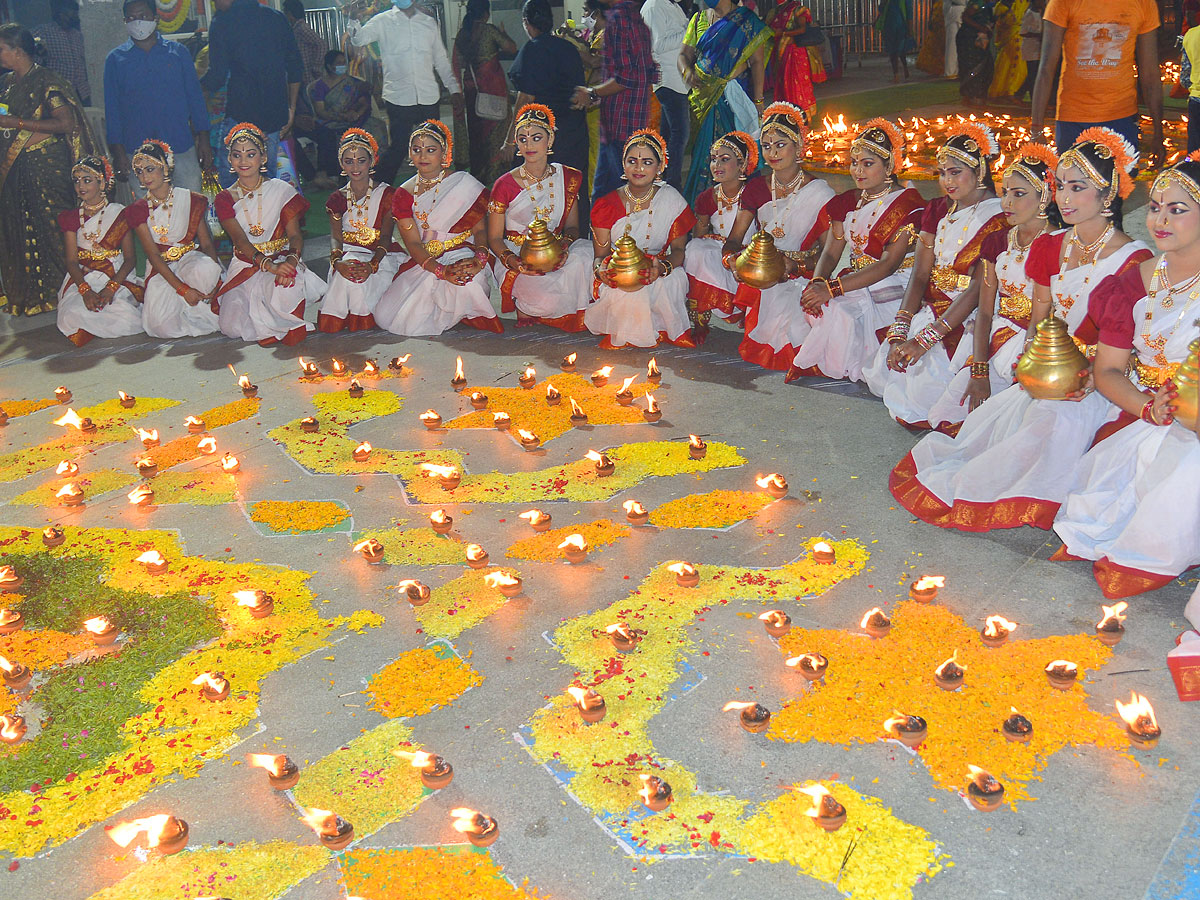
top-left (1015, 316), bottom-right (1090, 399)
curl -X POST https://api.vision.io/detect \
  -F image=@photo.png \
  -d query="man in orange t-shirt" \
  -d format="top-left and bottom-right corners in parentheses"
top-left (1031, 0), bottom-right (1163, 166)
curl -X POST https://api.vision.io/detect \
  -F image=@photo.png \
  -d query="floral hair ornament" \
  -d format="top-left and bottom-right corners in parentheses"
top-left (760, 101), bottom-right (810, 145)
top-left (712, 130), bottom-right (759, 174)
top-left (72, 155), bottom-right (114, 190)
top-left (132, 138), bottom-right (175, 175)
top-left (338, 127), bottom-right (379, 164)
top-left (938, 121), bottom-right (997, 179)
top-left (623, 127), bottom-right (668, 171)
top-left (1005, 142), bottom-right (1059, 205)
top-left (224, 121), bottom-right (267, 152)
top-left (1060, 126), bottom-right (1137, 204)
top-left (1150, 150), bottom-right (1200, 208)
top-left (410, 118), bottom-right (453, 168)
top-left (852, 117), bottom-right (904, 173)
top-left (514, 103), bottom-right (556, 134)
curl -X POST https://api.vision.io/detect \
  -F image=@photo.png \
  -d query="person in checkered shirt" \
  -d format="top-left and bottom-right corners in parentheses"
top-left (32, 0), bottom-right (90, 105)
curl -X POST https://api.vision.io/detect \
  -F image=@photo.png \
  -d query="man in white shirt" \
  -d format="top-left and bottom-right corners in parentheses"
top-left (345, 0), bottom-right (463, 184)
top-left (944, 0), bottom-right (966, 77)
top-left (641, 0), bottom-right (689, 190)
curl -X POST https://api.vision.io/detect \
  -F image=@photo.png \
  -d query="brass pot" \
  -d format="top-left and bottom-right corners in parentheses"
top-left (1015, 316), bottom-right (1089, 400)
top-left (734, 231), bottom-right (786, 290)
top-left (1174, 337), bottom-right (1200, 430)
top-left (519, 218), bottom-right (562, 273)
top-left (607, 234), bottom-right (649, 292)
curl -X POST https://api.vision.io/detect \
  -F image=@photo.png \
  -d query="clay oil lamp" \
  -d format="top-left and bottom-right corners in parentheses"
top-left (248, 753), bottom-right (300, 790)
top-left (42, 525), bottom-right (65, 549)
top-left (54, 408), bottom-right (96, 434)
top-left (430, 508), bottom-right (454, 535)
top-left (236, 372), bottom-right (258, 398)
top-left (127, 483), bottom-right (155, 509)
top-left (724, 700), bottom-right (771, 733)
top-left (484, 571), bottom-right (523, 597)
top-left (354, 538), bottom-right (385, 564)
top-left (569, 397), bottom-right (588, 426)
top-left (623, 500), bottom-right (649, 525)
top-left (0, 608), bottom-right (25, 635)
top-left (352, 441), bottom-right (373, 463)
top-left (965, 766), bottom-right (1005, 812)
top-left (135, 457), bottom-right (158, 478)
top-left (591, 365), bottom-right (613, 387)
top-left (642, 393), bottom-right (662, 423)
top-left (0, 566), bottom-right (23, 593)
top-left (519, 509), bottom-right (553, 532)
top-left (137, 549), bottom-right (169, 575)
top-left (615, 375), bottom-right (638, 405)
top-left (56, 460), bottom-right (79, 478)
top-left (84, 615), bottom-right (118, 645)
top-left (545, 383), bottom-right (561, 405)
top-left (759, 609), bottom-right (792, 638)
top-left (786, 652), bottom-right (828, 682)
top-left (389, 354), bottom-right (411, 372)
top-left (363, 359), bottom-right (381, 378)
top-left (136, 427), bottom-right (160, 449)
top-left (394, 749), bottom-right (454, 789)
top-left (0, 714), bottom-right (27, 744)
top-left (518, 428), bottom-right (541, 451)
top-left (301, 808), bottom-right (355, 850)
top-left (860, 607), bottom-right (891, 639)
top-left (567, 685), bottom-right (607, 723)
top-left (811, 541), bottom-right (836, 564)
top-left (883, 712), bottom-right (927, 748)
top-left (0, 655), bottom-right (32, 691)
top-left (298, 357), bottom-right (321, 380)
top-left (57, 483), bottom-right (84, 507)
top-left (1115, 691), bottom-right (1161, 750)
top-left (301, 416), bottom-right (319, 433)
top-left (756, 473), bottom-right (789, 498)
top-left (194, 671), bottom-right (231, 701)
top-left (398, 579), bottom-right (431, 606)
top-left (0, 408), bottom-right (6, 426)
top-left (420, 409), bottom-right (443, 430)
top-left (469, 390), bottom-right (488, 410)
top-left (646, 358), bottom-right (662, 384)
top-left (197, 436), bottom-right (218, 455)
top-left (638, 774), bottom-right (673, 812)
top-left (450, 356), bottom-right (467, 391)
top-left (451, 808), bottom-right (499, 847)
top-left (559, 534), bottom-right (588, 563)
top-left (108, 814), bottom-right (190, 855)
top-left (909, 575), bottom-right (945, 602)
top-left (561, 352), bottom-right (577, 372)
top-left (465, 543), bottom-right (490, 569)
top-left (421, 462), bottom-right (461, 490)
top-left (587, 449), bottom-right (615, 477)
top-left (493, 411), bottom-right (511, 430)
top-left (347, 378), bottom-right (364, 399)
top-left (1002, 708), bottom-right (1033, 744)
top-left (1096, 601), bottom-right (1128, 647)
top-left (606, 623), bottom-right (641, 653)
top-left (668, 562), bottom-right (699, 588)
top-left (519, 366), bottom-right (538, 389)
top-left (934, 651), bottom-right (965, 691)
top-left (54, 386), bottom-right (72, 404)
top-left (185, 415), bottom-right (206, 434)
top-left (330, 358), bottom-right (349, 380)
top-left (220, 454), bottom-right (240, 474)
top-left (688, 434), bottom-right (707, 460)
top-left (118, 390), bottom-right (136, 409)
top-left (234, 589), bottom-right (274, 619)
top-left (980, 615), bottom-right (1017, 648)
top-left (800, 785), bottom-right (847, 832)
top-left (1044, 660), bottom-right (1078, 690)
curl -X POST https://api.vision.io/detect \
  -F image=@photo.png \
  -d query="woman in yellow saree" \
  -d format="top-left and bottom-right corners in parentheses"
top-left (988, 0), bottom-right (1028, 99)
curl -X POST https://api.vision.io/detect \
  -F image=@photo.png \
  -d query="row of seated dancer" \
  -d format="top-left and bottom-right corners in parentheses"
top-left (56, 106), bottom-right (1199, 612)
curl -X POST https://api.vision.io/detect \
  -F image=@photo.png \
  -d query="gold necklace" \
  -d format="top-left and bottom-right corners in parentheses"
top-left (624, 184), bottom-right (656, 213)
top-left (621, 186), bottom-right (657, 251)
top-left (716, 182), bottom-right (743, 212)
top-left (238, 177), bottom-right (266, 237)
top-left (1143, 256), bottom-right (1200, 365)
top-left (1008, 222), bottom-right (1045, 263)
top-left (1068, 222), bottom-right (1114, 265)
top-left (520, 162), bottom-right (554, 221)
top-left (417, 170), bottom-right (446, 189)
top-left (345, 181), bottom-right (373, 231)
top-left (768, 171), bottom-right (807, 238)
top-left (147, 187), bottom-right (174, 242)
top-left (857, 184), bottom-right (892, 208)
top-left (79, 201), bottom-right (107, 244)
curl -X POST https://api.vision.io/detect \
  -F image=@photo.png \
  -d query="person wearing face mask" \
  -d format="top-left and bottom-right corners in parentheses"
top-left (32, 0), bottom-right (89, 106)
top-left (104, 0), bottom-right (213, 193)
top-left (297, 50), bottom-right (372, 189)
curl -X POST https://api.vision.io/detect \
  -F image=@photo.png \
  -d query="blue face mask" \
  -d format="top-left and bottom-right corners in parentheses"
top-left (702, 0), bottom-right (720, 7)
top-left (333, 64), bottom-right (348, 75)
top-left (393, 0), bottom-right (413, 9)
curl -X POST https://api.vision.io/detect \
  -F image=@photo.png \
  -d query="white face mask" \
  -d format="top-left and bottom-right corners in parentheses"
top-left (126, 20), bottom-right (157, 40)
top-left (580, 14), bottom-right (595, 29)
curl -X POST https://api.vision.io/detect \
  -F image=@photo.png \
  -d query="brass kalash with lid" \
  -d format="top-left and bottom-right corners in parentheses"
top-left (1173, 336), bottom-right (1199, 430)
top-left (1015, 315), bottom-right (1090, 399)
top-left (518, 218), bottom-right (563, 273)
top-left (733, 231), bottom-right (787, 290)
top-left (605, 234), bottom-right (651, 292)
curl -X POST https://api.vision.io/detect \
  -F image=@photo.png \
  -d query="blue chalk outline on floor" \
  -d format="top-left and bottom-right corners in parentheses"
top-left (1145, 785), bottom-right (1200, 899)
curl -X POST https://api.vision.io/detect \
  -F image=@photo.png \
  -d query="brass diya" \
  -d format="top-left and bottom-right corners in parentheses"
top-left (519, 218), bottom-right (563, 273)
top-left (1173, 336), bottom-right (1199, 430)
top-left (606, 235), bottom-right (649, 292)
top-left (1015, 316), bottom-right (1089, 400)
top-left (733, 231), bottom-right (786, 290)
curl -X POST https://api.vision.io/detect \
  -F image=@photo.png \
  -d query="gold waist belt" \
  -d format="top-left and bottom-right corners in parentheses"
top-left (930, 266), bottom-right (971, 292)
top-left (160, 243), bottom-right (196, 262)
top-left (424, 231), bottom-right (470, 257)
top-left (1135, 359), bottom-right (1180, 390)
top-left (253, 237), bottom-right (290, 256)
top-left (342, 226), bottom-right (380, 247)
top-left (78, 247), bottom-right (118, 261)
top-left (850, 254), bottom-right (914, 271)
top-left (999, 293), bottom-right (1032, 321)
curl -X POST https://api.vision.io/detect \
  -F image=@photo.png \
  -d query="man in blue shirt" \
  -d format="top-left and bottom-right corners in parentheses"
top-left (104, 0), bottom-right (213, 192)
top-left (201, 0), bottom-right (303, 186)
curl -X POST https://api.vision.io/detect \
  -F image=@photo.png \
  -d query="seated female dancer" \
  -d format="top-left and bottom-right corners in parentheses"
top-left (724, 101), bottom-right (833, 370)
top-left (684, 130), bottom-right (767, 343)
top-left (925, 143), bottom-right (1061, 427)
top-left (585, 128), bottom-right (695, 349)
top-left (56, 155), bottom-right (144, 345)
top-left (215, 123), bottom-right (326, 345)
top-left (890, 128), bottom-right (1151, 531)
top-left (375, 119), bottom-right (500, 335)
top-left (319, 129), bottom-right (399, 332)
top-left (488, 103), bottom-right (593, 331)
top-left (788, 117), bottom-right (924, 382)
top-left (1052, 157), bottom-right (1200, 597)
top-left (862, 123), bottom-right (1007, 430)
top-left (127, 140), bottom-right (222, 338)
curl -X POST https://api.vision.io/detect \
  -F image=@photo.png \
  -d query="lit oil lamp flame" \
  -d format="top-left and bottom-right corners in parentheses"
top-left (297, 357), bottom-right (314, 373)
top-left (1098, 601), bottom-right (1129, 630)
top-left (638, 773), bottom-right (670, 806)
top-left (135, 427), bottom-right (159, 444)
top-left (585, 449), bottom-right (605, 463)
top-left (564, 352), bottom-right (577, 365)
top-left (233, 590), bottom-right (267, 608)
top-left (523, 366), bottom-right (537, 380)
top-left (394, 354), bottom-right (412, 366)
top-left (83, 617), bottom-right (112, 638)
top-left (1046, 659), bottom-right (1078, 676)
top-left (935, 650), bottom-right (965, 677)
top-left (452, 356), bottom-right (466, 382)
top-left (354, 441), bottom-right (372, 457)
top-left (0, 715), bottom-right (24, 741)
top-left (300, 807), bottom-right (342, 838)
top-left (758, 610), bottom-right (788, 625)
top-left (689, 434), bottom-right (704, 449)
top-left (118, 391), bottom-right (132, 402)
top-left (465, 543), bottom-right (487, 561)
top-left (982, 615), bottom-right (1017, 638)
top-left (1115, 691), bottom-right (1159, 735)
top-left (484, 572), bottom-right (520, 589)
top-left (185, 415), bottom-right (204, 427)
top-left (558, 534), bottom-right (587, 551)
top-left (756, 473), bottom-right (787, 489)
top-left (363, 360), bottom-right (380, 375)
top-left (450, 807), bottom-right (494, 836)
top-left (546, 383), bottom-right (560, 401)
top-left (566, 685), bottom-right (605, 713)
top-left (0, 566), bottom-right (17, 585)
top-left (623, 500), bottom-right (647, 516)
top-left (722, 701), bottom-right (755, 712)
top-left (799, 784), bottom-right (835, 817)
top-left (606, 622), bottom-right (637, 640)
top-left (354, 538), bottom-right (383, 557)
top-left (644, 393), bottom-right (659, 413)
top-left (519, 509), bottom-right (549, 525)
top-left (493, 411), bottom-right (511, 426)
top-left (127, 484), bottom-right (154, 505)
top-left (197, 436), bottom-right (217, 454)
top-left (430, 508), bottom-right (449, 525)
top-left (0, 655), bottom-right (15, 674)
top-left (53, 408), bottom-right (85, 429)
top-left (617, 375), bottom-right (637, 394)
top-left (593, 366), bottom-right (613, 379)
top-left (517, 428), bottom-right (538, 442)
top-left (394, 749), bottom-right (436, 768)
top-left (348, 378), bottom-right (362, 391)
top-left (56, 482), bottom-right (82, 499)
top-left (668, 562), bottom-right (696, 577)
top-left (192, 672), bottom-right (227, 692)
top-left (913, 575), bottom-right (945, 592)
top-left (238, 374), bottom-right (252, 390)
top-left (247, 753), bottom-right (288, 777)
top-left (221, 454), bottom-right (239, 472)
top-left (107, 814), bottom-right (177, 849)
top-left (331, 358), bottom-right (347, 375)
top-left (56, 460), bottom-right (78, 476)
top-left (569, 397), bottom-right (586, 417)
top-left (786, 652), bottom-right (826, 670)
top-left (136, 550), bottom-right (165, 566)
top-left (647, 358), bottom-right (661, 378)
top-left (420, 463), bottom-right (457, 479)
top-left (419, 409), bottom-right (441, 422)
top-left (0, 609), bottom-right (20, 626)
top-left (859, 607), bottom-right (888, 629)
top-left (883, 711), bottom-right (917, 734)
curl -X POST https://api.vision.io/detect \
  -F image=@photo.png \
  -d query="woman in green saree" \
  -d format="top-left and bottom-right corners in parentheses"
top-left (0, 24), bottom-right (95, 316)
top-left (679, 0), bottom-right (771, 202)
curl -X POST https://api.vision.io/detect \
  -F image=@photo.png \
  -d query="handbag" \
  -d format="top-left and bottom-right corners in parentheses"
top-left (469, 63), bottom-right (508, 121)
